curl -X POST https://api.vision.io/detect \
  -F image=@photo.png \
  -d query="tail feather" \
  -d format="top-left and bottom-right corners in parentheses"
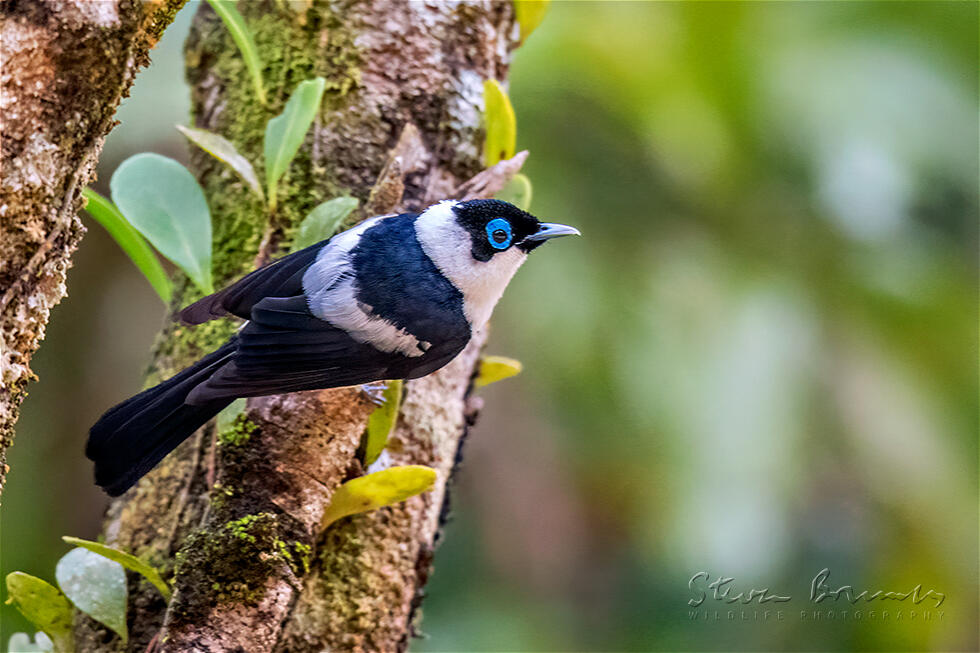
top-left (87, 339), bottom-right (237, 496)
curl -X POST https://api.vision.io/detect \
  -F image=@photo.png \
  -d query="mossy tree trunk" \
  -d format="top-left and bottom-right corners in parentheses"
top-left (0, 0), bottom-right (186, 502)
top-left (86, 2), bottom-right (519, 652)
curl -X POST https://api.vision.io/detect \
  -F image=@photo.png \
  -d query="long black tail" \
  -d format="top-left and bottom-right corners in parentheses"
top-left (87, 339), bottom-right (237, 496)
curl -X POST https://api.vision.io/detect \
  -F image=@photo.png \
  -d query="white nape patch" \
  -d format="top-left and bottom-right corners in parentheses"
top-left (303, 216), bottom-right (429, 357)
top-left (415, 201), bottom-right (528, 329)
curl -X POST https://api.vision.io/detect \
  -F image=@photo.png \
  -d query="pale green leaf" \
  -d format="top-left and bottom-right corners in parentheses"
top-left (111, 153), bottom-right (214, 294)
top-left (514, 0), bottom-right (550, 43)
top-left (4, 573), bottom-right (74, 653)
top-left (82, 188), bottom-right (172, 304)
top-left (264, 77), bottom-right (327, 208)
top-left (495, 173), bottom-right (533, 211)
top-left (176, 125), bottom-right (264, 202)
top-left (34, 633), bottom-right (53, 653)
top-left (7, 633), bottom-right (34, 653)
top-left (55, 549), bottom-right (127, 643)
top-left (33, 633), bottom-right (53, 653)
top-left (474, 355), bottom-right (523, 388)
top-left (7, 632), bottom-right (53, 653)
top-left (205, 0), bottom-right (266, 105)
top-left (483, 79), bottom-right (517, 167)
top-left (362, 380), bottom-right (403, 466)
top-left (292, 196), bottom-right (359, 251)
top-left (321, 465), bottom-right (437, 530)
top-left (61, 537), bottom-right (171, 601)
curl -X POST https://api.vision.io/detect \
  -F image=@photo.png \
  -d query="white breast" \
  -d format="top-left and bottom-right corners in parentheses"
top-left (414, 201), bottom-right (527, 329)
top-left (302, 216), bottom-right (429, 357)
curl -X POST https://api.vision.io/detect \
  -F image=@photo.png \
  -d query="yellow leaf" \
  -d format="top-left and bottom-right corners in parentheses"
top-left (475, 355), bottom-right (523, 388)
top-left (321, 465), bottom-right (437, 530)
top-left (4, 573), bottom-right (75, 653)
top-left (483, 79), bottom-right (517, 167)
top-left (362, 379), bottom-right (403, 466)
top-left (514, 0), bottom-right (550, 43)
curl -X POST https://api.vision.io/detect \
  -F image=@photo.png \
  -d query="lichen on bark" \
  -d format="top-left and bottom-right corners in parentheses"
top-left (0, 0), bottom-right (189, 502)
top-left (84, 1), bottom-right (520, 651)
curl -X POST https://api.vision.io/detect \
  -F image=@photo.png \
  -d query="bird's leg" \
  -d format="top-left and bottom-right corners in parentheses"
top-left (360, 381), bottom-right (388, 405)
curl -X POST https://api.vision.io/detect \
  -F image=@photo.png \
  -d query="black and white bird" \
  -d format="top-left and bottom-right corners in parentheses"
top-left (87, 199), bottom-right (579, 496)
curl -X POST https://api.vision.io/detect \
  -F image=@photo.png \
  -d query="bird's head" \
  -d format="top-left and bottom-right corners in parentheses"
top-left (414, 198), bottom-right (579, 327)
top-left (449, 198), bottom-right (580, 259)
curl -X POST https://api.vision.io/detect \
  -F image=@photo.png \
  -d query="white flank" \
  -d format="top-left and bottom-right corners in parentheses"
top-left (302, 216), bottom-right (429, 357)
top-left (414, 200), bottom-right (528, 329)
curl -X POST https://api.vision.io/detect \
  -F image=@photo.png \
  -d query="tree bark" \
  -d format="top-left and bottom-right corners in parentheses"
top-left (0, 0), bottom-right (187, 501)
top-left (86, 2), bottom-right (519, 651)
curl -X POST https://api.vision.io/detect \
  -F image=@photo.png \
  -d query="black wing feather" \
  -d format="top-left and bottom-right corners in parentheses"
top-left (185, 296), bottom-right (394, 404)
top-left (179, 241), bottom-right (325, 325)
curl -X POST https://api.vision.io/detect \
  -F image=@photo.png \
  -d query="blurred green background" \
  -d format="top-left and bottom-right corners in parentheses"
top-left (2, 2), bottom-right (977, 651)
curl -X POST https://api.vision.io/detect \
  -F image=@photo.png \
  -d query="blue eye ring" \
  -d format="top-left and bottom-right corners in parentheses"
top-left (486, 218), bottom-right (513, 250)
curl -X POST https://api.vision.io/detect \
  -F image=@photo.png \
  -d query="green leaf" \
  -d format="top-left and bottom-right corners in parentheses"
top-left (216, 398), bottom-right (247, 434)
top-left (55, 549), bottom-right (127, 643)
top-left (61, 537), bottom-right (171, 602)
top-left (321, 465), bottom-right (437, 530)
top-left (110, 153), bottom-right (214, 294)
top-left (474, 355), bottom-right (523, 388)
top-left (205, 0), bottom-right (266, 106)
top-left (264, 77), bottom-right (327, 209)
top-left (81, 188), bottom-right (172, 304)
top-left (362, 380), bottom-right (403, 466)
top-left (513, 0), bottom-right (550, 43)
top-left (495, 173), bottom-right (533, 211)
top-left (176, 125), bottom-right (264, 202)
top-left (4, 573), bottom-right (74, 653)
top-left (483, 79), bottom-right (517, 167)
top-left (7, 632), bottom-right (53, 653)
top-left (292, 196), bottom-right (359, 251)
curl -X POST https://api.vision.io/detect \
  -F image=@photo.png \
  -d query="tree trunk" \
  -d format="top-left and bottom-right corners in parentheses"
top-left (87, 2), bottom-right (519, 651)
top-left (0, 0), bottom-right (187, 501)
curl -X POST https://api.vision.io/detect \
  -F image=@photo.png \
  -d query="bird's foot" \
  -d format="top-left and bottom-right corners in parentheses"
top-left (360, 381), bottom-right (388, 406)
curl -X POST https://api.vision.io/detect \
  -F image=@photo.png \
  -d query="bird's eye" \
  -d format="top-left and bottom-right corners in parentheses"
top-left (485, 218), bottom-right (512, 250)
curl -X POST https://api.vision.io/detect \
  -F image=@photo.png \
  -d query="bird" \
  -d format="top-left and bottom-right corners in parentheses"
top-left (87, 198), bottom-right (579, 496)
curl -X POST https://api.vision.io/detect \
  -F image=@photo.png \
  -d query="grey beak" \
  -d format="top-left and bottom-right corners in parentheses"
top-left (524, 222), bottom-right (581, 242)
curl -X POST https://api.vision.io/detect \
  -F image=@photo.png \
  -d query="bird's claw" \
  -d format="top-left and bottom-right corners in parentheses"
top-left (360, 382), bottom-right (388, 405)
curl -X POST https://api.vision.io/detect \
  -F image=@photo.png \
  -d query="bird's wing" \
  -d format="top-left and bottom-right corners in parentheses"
top-left (180, 214), bottom-right (393, 325)
top-left (179, 241), bottom-right (326, 325)
top-left (185, 294), bottom-right (470, 404)
top-left (184, 295), bottom-right (395, 403)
